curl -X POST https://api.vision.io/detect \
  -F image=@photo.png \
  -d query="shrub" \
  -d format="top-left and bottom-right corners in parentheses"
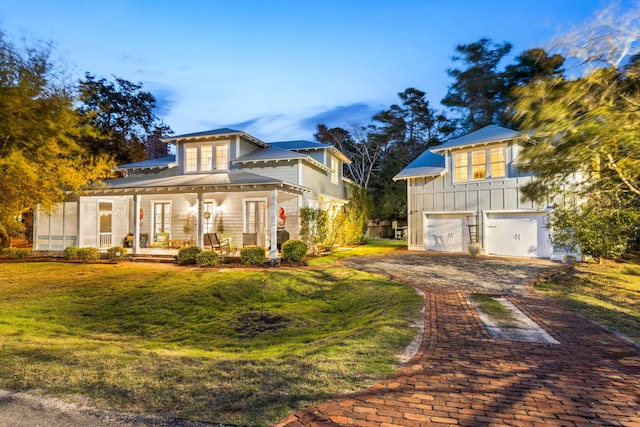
top-left (240, 246), bottom-right (265, 265)
top-left (281, 239), bottom-right (307, 262)
top-left (1, 247), bottom-right (30, 259)
top-left (106, 246), bottom-right (127, 261)
top-left (77, 247), bottom-right (100, 261)
top-left (177, 246), bottom-right (202, 265)
top-left (196, 250), bottom-right (219, 267)
top-left (63, 246), bottom-right (79, 260)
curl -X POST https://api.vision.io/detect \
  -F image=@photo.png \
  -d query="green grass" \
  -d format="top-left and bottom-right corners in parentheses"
top-left (0, 262), bottom-right (423, 426)
top-left (536, 254), bottom-right (640, 345)
top-left (470, 293), bottom-right (514, 322)
top-left (306, 238), bottom-right (407, 266)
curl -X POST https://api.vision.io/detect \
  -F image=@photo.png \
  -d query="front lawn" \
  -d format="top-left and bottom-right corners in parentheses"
top-left (0, 262), bottom-right (423, 426)
top-left (536, 254), bottom-right (640, 345)
top-left (306, 238), bottom-right (407, 266)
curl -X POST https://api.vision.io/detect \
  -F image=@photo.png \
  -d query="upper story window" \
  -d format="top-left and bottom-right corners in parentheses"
top-left (184, 141), bottom-right (229, 173)
top-left (330, 156), bottom-right (339, 184)
top-left (453, 146), bottom-right (506, 182)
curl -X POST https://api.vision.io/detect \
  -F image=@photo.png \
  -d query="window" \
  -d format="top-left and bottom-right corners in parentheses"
top-left (471, 150), bottom-right (486, 179)
top-left (454, 153), bottom-right (468, 181)
top-left (453, 146), bottom-right (507, 182)
top-left (153, 202), bottom-right (171, 235)
top-left (185, 146), bottom-right (198, 172)
top-left (183, 142), bottom-right (229, 173)
top-left (330, 157), bottom-right (338, 184)
top-left (200, 145), bottom-right (213, 171)
top-left (216, 143), bottom-right (229, 171)
top-left (490, 147), bottom-right (506, 178)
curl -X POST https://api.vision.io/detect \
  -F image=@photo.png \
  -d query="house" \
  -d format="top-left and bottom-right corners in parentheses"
top-left (33, 128), bottom-right (351, 260)
top-left (394, 125), bottom-right (577, 259)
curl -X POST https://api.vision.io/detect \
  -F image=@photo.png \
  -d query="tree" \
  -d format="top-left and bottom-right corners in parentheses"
top-left (370, 88), bottom-right (451, 219)
top-left (513, 3), bottom-right (640, 258)
top-left (315, 124), bottom-right (388, 189)
top-left (0, 32), bottom-right (112, 247)
top-left (442, 40), bottom-right (565, 131)
top-left (442, 38), bottom-right (512, 131)
top-left (78, 73), bottom-right (171, 164)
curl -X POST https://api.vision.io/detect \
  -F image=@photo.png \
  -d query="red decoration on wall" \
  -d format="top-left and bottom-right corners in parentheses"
top-left (140, 208), bottom-right (144, 220)
top-left (278, 207), bottom-right (286, 227)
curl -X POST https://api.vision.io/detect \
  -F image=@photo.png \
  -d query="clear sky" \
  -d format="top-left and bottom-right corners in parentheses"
top-left (0, 0), bottom-right (630, 141)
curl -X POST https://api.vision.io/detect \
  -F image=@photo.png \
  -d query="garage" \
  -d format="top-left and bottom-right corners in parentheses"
top-left (424, 212), bottom-right (471, 253)
top-left (484, 211), bottom-right (552, 258)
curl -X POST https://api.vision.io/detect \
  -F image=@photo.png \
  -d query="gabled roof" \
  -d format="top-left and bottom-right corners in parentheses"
top-left (233, 146), bottom-right (331, 172)
top-left (432, 125), bottom-right (520, 153)
top-left (162, 128), bottom-right (269, 147)
top-left (393, 149), bottom-right (445, 181)
top-left (270, 140), bottom-right (351, 163)
top-left (116, 155), bottom-right (177, 171)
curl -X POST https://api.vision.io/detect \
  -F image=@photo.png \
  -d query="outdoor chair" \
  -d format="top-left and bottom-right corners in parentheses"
top-left (204, 233), bottom-right (231, 254)
top-left (151, 232), bottom-right (169, 248)
top-left (243, 232), bottom-right (257, 247)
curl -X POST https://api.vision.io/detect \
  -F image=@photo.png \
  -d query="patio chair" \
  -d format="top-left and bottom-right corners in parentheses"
top-left (205, 233), bottom-right (230, 254)
top-left (151, 232), bottom-right (169, 248)
top-left (243, 232), bottom-right (257, 247)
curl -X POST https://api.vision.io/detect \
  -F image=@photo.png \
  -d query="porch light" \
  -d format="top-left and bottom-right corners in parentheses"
top-left (186, 204), bottom-right (198, 216)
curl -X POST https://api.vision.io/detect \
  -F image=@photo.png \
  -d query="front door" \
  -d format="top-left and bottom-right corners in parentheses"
top-left (245, 200), bottom-right (266, 246)
top-left (98, 201), bottom-right (113, 248)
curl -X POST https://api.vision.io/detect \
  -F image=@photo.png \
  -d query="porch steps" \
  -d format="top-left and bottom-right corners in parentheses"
top-left (126, 254), bottom-right (176, 264)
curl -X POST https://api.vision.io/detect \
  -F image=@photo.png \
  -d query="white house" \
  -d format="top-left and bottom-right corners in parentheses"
top-left (34, 128), bottom-right (350, 260)
top-left (394, 125), bottom-right (577, 259)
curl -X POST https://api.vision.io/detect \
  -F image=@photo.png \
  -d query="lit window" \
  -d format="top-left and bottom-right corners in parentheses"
top-left (215, 143), bottom-right (228, 171)
top-left (454, 152), bottom-right (468, 181)
top-left (185, 146), bottom-right (198, 172)
top-left (490, 147), bottom-right (506, 177)
top-left (200, 145), bottom-right (213, 171)
top-left (472, 150), bottom-right (486, 179)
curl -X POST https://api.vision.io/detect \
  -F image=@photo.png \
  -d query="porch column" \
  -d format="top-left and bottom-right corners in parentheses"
top-left (133, 194), bottom-right (140, 255)
top-left (269, 189), bottom-right (278, 261)
top-left (197, 192), bottom-right (204, 248)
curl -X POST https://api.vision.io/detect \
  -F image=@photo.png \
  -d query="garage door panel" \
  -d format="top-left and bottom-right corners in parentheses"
top-left (425, 216), bottom-right (469, 253)
top-left (485, 213), bottom-right (549, 258)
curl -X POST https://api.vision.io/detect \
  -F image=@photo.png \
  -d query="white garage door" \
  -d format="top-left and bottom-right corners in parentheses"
top-left (424, 214), bottom-right (470, 253)
top-left (485, 212), bottom-right (551, 258)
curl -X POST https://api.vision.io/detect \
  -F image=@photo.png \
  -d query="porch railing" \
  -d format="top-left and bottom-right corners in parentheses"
top-left (99, 233), bottom-right (112, 249)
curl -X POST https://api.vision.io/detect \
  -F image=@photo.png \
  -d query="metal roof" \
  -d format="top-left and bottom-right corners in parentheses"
top-left (116, 155), bottom-right (177, 170)
top-left (87, 171), bottom-right (310, 195)
top-left (233, 146), bottom-right (332, 172)
top-left (432, 125), bottom-right (520, 153)
top-left (270, 140), bottom-right (351, 163)
top-left (161, 128), bottom-right (269, 147)
top-left (393, 149), bottom-right (446, 180)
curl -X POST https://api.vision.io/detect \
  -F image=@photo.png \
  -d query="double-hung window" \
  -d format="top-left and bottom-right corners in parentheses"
top-left (453, 146), bottom-right (506, 182)
top-left (184, 142), bottom-right (229, 173)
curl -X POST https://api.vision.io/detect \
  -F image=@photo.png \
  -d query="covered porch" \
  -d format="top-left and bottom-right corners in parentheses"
top-left (35, 173), bottom-right (309, 261)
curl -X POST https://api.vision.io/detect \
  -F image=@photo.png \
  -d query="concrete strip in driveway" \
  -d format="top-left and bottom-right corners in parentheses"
top-left (276, 252), bottom-right (640, 426)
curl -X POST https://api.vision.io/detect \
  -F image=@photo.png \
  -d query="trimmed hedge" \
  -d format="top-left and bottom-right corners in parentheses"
top-left (177, 246), bottom-right (202, 265)
top-left (1, 247), bottom-right (30, 259)
top-left (63, 247), bottom-right (100, 261)
top-left (281, 239), bottom-right (307, 262)
top-left (196, 250), bottom-right (219, 267)
top-left (240, 246), bottom-right (265, 265)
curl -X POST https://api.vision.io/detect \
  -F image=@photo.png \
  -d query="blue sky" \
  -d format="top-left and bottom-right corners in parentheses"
top-left (0, 0), bottom-right (626, 141)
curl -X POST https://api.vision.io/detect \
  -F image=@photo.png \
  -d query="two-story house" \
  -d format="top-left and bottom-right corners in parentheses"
top-left (33, 128), bottom-right (350, 260)
top-left (394, 125), bottom-right (576, 259)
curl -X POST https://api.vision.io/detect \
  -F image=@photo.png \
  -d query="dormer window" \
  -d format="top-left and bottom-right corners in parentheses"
top-left (184, 141), bottom-right (229, 173)
top-left (453, 146), bottom-right (506, 182)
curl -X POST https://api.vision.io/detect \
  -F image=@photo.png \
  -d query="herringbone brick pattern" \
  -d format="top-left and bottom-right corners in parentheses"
top-left (276, 259), bottom-right (640, 427)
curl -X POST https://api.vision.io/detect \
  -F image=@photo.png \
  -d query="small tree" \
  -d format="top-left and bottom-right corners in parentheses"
top-left (299, 207), bottom-right (328, 255)
top-left (340, 185), bottom-right (372, 246)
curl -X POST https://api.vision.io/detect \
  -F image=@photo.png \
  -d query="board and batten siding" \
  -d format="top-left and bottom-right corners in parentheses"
top-left (406, 142), bottom-right (547, 249)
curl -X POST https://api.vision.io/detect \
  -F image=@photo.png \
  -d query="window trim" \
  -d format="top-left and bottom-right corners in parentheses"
top-left (452, 145), bottom-right (507, 182)
top-left (183, 141), bottom-right (230, 173)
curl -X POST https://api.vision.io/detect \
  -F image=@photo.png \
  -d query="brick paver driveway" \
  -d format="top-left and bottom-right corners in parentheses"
top-left (276, 252), bottom-right (640, 426)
